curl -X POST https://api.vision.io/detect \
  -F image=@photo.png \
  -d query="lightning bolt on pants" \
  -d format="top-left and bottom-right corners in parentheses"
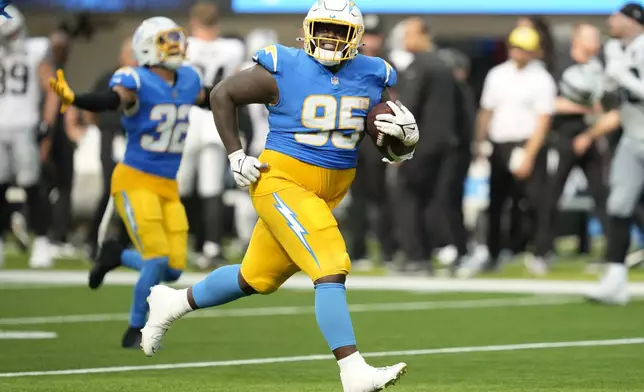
top-left (239, 151), bottom-right (354, 294)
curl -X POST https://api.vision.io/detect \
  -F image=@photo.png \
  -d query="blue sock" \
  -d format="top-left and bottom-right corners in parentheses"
top-left (121, 250), bottom-right (143, 271)
top-left (191, 264), bottom-right (246, 308)
top-left (129, 257), bottom-right (167, 328)
top-left (315, 283), bottom-right (356, 351)
top-left (163, 267), bottom-right (182, 283)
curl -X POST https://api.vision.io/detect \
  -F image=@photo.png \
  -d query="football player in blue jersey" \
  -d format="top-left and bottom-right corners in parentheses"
top-left (49, 17), bottom-right (205, 348)
top-left (141, 1), bottom-right (419, 390)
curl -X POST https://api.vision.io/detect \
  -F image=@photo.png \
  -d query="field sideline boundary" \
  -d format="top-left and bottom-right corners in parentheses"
top-left (0, 296), bottom-right (579, 326)
top-left (4, 270), bottom-right (644, 296)
top-left (1, 337), bottom-right (642, 378)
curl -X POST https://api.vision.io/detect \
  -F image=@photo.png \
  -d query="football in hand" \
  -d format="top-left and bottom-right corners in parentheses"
top-left (366, 102), bottom-right (415, 161)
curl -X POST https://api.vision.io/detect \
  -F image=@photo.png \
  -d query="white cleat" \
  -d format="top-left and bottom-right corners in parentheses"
top-left (524, 255), bottom-right (548, 277)
top-left (455, 245), bottom-right (489, 279)
top-left (341, 362), bottom-right (408, 392)
top-left (437, 245), bottom-right (458, 267)
top-left (585, 263), bottom-right (630, 305)
top-left (141, 285), bottom-right (191, 356)
top-left (29, 236), bottom-right (52, 269)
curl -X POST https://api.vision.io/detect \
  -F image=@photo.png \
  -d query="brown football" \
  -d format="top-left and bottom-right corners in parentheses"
top-left (366, 102), bottom-right (416, 161)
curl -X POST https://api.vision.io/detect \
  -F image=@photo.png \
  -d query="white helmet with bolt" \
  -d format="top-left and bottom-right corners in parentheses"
top-left (132, 17), bottom-right (186, 70)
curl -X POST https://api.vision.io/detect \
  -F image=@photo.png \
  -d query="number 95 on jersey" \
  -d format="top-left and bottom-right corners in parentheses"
top-left (296, 95), bottom-right (369, 150)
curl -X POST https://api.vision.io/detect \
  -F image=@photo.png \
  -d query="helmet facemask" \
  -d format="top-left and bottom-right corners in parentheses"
top-left (303, 19), bottom-right (363, 66)
top-left (155, 28), bottom-right (187, 70)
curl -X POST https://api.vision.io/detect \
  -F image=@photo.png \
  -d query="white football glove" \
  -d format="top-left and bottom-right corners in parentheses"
top-left (373, 101), bottom-right (419, 147)
top-left (228, 149), bottom-right (268, 189)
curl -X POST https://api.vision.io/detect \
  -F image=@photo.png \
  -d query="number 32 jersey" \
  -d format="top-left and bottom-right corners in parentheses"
top-left (254, 44), bottom-right (396, 169)
top-left (109, 65), bottom-right (202, 179)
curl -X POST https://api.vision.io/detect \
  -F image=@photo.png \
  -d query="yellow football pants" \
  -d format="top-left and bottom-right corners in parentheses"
top-left (111, 164), bottom-right (189, 270)
top-left (240, 150), bottom-right (355, 294)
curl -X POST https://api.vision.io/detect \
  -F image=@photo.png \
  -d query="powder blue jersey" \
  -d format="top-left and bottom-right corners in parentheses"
top-left (253, 44), bottom-right (396, 169)
top-left (109, 65), bottom-right (202, 179)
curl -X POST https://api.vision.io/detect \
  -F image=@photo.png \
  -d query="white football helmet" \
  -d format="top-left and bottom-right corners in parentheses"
top-left (132, 17), bottom-right (186, 70)
top-left (303, 0), bottom-right (364, 66)
top-left (0, 5), bottom-right (26, 53)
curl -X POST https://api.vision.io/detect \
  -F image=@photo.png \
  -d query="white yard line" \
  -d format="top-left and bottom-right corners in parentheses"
top-left (4, 270), bottom-right (644, 296)
top-left (1, 337), bottom-right (641, 378)
top-left (0, 284), bottom-right (77, 291)
top-left (0, 331), bottom-right (57, 340)
top-left (0, 296), bottom-right (578, 326)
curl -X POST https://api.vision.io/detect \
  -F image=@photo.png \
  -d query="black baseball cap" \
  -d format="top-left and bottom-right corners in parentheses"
top-left (620, 2), bottom-right (644, 25)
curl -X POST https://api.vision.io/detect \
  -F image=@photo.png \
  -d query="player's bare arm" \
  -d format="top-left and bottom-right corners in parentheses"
top-left (573, 109), bottom-right (621, 155)
top-left (63, 106), bottom-right (87, 143)
top-left (38, 60), bottom-right (59, 127)
top-left (37, 58), bottom-right (59, 161)
top-left (556, 96), bottom-right (591, 114)
top-left (210, 64), bottom-right (278, 154)
top-left (474, 108), bottom-right (492, 157)
top-left (524, 112), bottom-right (553, 159)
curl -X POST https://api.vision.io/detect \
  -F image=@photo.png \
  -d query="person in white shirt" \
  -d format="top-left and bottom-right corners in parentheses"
top-left (459, 26), bottom-right (557, 278)
top-left (178, 1), bottom-right (246, 269)
top-left (580, 3), bottom-right (644, 305)
top-left (0, 5), bottom-right (60, 269)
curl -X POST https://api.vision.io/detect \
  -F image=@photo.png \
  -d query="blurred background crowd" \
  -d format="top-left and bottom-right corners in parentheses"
top-left (1, 0), bottom-right (639, 278)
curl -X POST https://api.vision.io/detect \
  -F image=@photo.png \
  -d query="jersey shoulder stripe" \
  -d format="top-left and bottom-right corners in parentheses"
top-left (253, 44), bottom-right (299, 74)
top-left (109, 66), bottom-right (141, 91)
top-left (352, 54), bottom-right (398, 88)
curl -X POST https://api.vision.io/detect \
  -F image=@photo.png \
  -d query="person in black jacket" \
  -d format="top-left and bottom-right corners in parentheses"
top-left (345, 17), bottom-right (398, 269)
top-left (85, 37), bottom-right (135, 258)
top-left (435, 48), bottom-right (477, 267)
top-left (393, 17), bottom-right (459, 273)
top-left (44, 28), bottom-right (76, 255)
top-left (538, 24), bottom-right (609, 263)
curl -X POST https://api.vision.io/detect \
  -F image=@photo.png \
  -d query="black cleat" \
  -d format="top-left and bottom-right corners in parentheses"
top-left (88, 239), bottom-right (123, 290)
top-left (121, 327), bottom-right (142, 349)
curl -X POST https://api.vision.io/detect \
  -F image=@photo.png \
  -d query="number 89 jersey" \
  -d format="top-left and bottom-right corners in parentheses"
top-left (254, 44), bottom-right (396, 169)
top-left (109, 65), bottom-right (202, 179)
top-left (0, 38), bottom-right (49, 131)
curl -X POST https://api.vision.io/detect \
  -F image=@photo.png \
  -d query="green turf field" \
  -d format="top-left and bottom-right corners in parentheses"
top-left (1, 283), bottom-right (644, 391)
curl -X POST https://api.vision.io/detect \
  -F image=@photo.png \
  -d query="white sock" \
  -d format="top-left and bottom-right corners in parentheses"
top-left (338, 351), bottom-right (367, 372)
